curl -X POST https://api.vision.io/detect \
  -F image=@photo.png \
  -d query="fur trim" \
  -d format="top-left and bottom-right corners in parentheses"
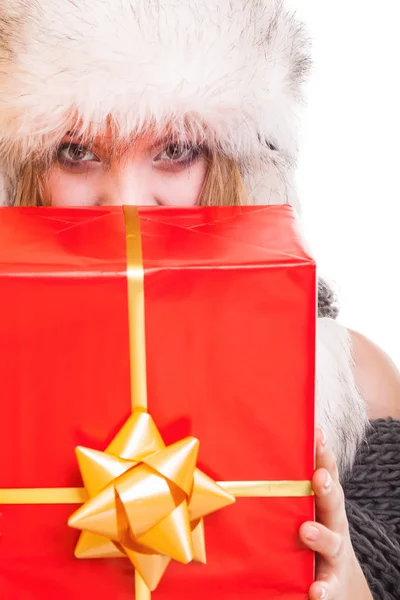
top-left (316, 318), bottom-right (369, 476)
top-left (0, 0), bottom-right (311, 205)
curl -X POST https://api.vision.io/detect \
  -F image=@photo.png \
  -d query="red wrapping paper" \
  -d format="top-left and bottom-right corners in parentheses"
top-left (0, 205), bottom-right (316, 599)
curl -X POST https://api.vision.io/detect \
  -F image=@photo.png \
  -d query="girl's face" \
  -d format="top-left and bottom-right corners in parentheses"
top-left (42, 132), bottom-right (208, 207)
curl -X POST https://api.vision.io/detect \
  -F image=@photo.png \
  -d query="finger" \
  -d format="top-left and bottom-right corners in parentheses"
top-left (300, 521), bottom-right (343, 565)
top-left (313, 466), bottom-right (347, 533)
top-left (314, 429), bottom-right (347, 533)
top-left (308, 576), bottom-right (337, 600)
top-left (316, 429), bottom-right (339, 483)
top-left (308, 580), bottom-right (328, 600)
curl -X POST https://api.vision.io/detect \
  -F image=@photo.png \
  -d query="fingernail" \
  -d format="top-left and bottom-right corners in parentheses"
top-left (320, 429), bottom-right (327, 446)
top-left (319, 585), bottom-right (327, 598)
top-left (323, 471), bottom-right (332, 493)
top-left (305, 525), bottom-right (319, 541)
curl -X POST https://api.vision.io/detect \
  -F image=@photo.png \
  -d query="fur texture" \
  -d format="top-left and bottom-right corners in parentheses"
top-left (0, 0), bottom-right (369, 473)
top-left (316, 318), bottom-right (368, 475)
top-left (0, 0), bottom-right (310, 206)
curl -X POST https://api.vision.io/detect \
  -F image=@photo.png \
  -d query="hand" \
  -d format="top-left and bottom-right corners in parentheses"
top-left (299, 429), bottom-right (373, 599)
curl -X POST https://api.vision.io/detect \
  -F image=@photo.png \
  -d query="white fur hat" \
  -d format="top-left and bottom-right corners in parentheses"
top-left (0, 0), bottom-right (311, 206)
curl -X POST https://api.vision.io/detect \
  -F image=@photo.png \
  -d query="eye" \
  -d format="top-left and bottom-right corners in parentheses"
top-left (154, 143), bottom-right (199, 165)
top-left (57, 143), bottom-right (99, 164)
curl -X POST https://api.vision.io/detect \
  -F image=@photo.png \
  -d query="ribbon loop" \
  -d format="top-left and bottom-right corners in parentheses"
top-left (68, 412), bottom-right (235, 591)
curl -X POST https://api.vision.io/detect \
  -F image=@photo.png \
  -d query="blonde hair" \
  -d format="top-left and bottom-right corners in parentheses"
top-left (14, 161), bottom-right (44, 207)
top-left (199, 153), bottom-right (248, 206)
top-left (13, 151), bottom-right (248, 207)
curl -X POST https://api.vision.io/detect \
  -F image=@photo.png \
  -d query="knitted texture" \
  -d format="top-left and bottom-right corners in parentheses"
top-left (344, 419), bottom-right (400, 600)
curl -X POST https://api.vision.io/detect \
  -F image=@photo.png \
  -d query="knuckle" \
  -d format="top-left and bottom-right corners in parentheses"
top-left (332, 480), bottom-right (345, 506)
top-left (337, 484), bottom-right (345, 504)
top-left (326, 486), bottom-right (342, 514)
top-left (327, 446), bottom-right (337, 467)
top-left (329, 533), bottom-right (345, 562)
top-left (331, 461), bottom-right (341, 484)
top-left (333, 492), bottom-right (349, 531)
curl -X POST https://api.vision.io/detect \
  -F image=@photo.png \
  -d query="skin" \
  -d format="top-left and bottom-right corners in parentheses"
top-left (43, 133), bottom-right (400, 599)
top-left (301, 429), bottom-right (373, 600)
top-left (350, 330), bottom-right (400, 420)
top-left (42, 133), bottom-right (208, 207)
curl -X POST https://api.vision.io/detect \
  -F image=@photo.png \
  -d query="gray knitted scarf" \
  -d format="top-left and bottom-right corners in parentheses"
top-left (344, 420), bottom-right (400, 599)
top-left (318, 278), bottom-right (400, 600)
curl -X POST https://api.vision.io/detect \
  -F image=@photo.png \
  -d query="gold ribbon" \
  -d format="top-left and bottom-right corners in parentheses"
top-left (0, 480), bottom-right (312, 505)
top-left (67, 410), bottom-right (236, 592)
top-left (124, 206), bottom-right (148, 413)
top-left (0, 206), bottom-right (313, 600)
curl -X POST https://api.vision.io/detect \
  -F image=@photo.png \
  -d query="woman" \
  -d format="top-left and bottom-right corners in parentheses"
top-left (0, 1), bottom-right (399, 598)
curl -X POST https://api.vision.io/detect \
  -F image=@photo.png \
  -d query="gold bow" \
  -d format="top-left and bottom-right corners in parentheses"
top-left (68, 410), bottom-right (235, 591)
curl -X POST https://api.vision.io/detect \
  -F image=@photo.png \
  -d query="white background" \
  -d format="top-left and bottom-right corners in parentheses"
top-left (287, 1), bottom-right (400, 366)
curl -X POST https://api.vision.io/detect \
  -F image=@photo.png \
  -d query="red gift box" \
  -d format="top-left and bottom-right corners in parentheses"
top-left (0, 205), bottom-right (315, 599)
